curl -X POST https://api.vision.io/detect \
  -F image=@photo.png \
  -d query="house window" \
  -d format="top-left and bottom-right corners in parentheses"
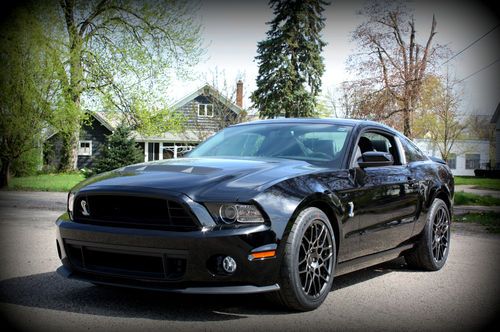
top-left (446, 153), bottom-right (456, 169)
top-left (78, 141), bottom-right (92, 156)
top-left (465, 154), bottom-right (480, 170)
top-left (197, 104), bottom-right (214, 117)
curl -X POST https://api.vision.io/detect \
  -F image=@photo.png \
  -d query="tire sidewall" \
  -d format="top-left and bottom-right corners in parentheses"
top-left (285, 207), bottom-right (336, 310)
top-left (424, 199), bottom-right (451, 270)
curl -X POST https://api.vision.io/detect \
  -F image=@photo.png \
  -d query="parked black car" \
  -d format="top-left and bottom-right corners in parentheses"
top-left (56, 119), bottom-right (454, 311)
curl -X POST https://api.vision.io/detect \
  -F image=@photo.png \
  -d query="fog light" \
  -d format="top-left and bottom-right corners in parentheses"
top-left (222, 256), bottom-right (237, 273)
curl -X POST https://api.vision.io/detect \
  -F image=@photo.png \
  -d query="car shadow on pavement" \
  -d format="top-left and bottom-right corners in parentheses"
top-left (0, 258), bottom-right (411, 320)
top-left (332, 257), bottom-right (411, 291)
top-left (0, 271), bottom-right (286, 321)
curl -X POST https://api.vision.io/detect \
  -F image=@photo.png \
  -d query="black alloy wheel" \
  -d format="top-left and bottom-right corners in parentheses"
top-left (274, 207), bottom-right (336, 311)
top-left (298, 219), bottom-right (335, 298)
top-left (431, 205), bottom-right (450, 263)
top-left (405, 198), bottom-right (451, 271)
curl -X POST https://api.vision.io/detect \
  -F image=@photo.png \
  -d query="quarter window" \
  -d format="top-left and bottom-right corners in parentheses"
top-left (78, 141), bottom-right (92, 156)
top-left (402, 138), bottom-right (427, 163)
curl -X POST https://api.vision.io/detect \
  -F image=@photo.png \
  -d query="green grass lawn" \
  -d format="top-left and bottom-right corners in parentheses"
top-left (7, 173), bottom-right (85, 192)
top-left (454, 191), bottom-right (500, 206)
top-left (454, 176), bottom-right (500, 191)
top-left (454, 212), bottom-right (500, 234)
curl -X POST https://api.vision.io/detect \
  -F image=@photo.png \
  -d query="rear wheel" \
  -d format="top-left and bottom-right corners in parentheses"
top-left (405, 198), bottom-right (451, 271)
top-left (274, 207), bottom-right (336, 311)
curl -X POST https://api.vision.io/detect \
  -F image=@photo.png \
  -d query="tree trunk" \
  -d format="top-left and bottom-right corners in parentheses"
top-left (0, 159), bottom-right (11, 188)
top-left (68, 129), bottom-right (79, 170)
top-left (59, 130), bottom-right (79, 172)
top-left (60, 0), bottom-right (83, 171)
top-left (403, 108), bottom-right (412, 139)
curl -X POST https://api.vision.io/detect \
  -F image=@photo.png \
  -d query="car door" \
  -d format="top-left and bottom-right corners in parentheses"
top-left (351, 130), bottom-right (420, 257)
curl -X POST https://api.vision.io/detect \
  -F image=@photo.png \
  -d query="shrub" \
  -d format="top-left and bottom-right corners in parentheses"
top-left (11, 147), bottom-right (42, 177)
top-left (92, 124), bottom-right (143, 175)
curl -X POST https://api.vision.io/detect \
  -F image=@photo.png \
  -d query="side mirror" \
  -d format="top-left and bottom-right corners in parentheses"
top-left (358, 151), bottom-right (394, 168)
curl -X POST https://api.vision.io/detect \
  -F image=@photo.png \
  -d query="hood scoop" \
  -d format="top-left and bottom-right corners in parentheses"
top-left (124, 164), bottom-right (221, 175)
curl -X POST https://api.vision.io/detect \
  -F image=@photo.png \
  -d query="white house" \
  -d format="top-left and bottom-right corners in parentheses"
top-left (414, 138), bottom-right (490, 176)
top-left (491, 103), bottom-right (500, 169)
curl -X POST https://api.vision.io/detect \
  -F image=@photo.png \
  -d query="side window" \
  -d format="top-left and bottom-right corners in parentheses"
top-left (352, 131), bottom-right (401, 167)
top-left (402, 137), bottom-right (427, 163)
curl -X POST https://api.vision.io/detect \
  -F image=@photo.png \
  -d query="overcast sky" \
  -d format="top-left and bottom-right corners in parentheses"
top-left (169, 0), bottom-right (499, 117)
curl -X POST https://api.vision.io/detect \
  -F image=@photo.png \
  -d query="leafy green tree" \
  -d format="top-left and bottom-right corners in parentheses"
top-left (52, 0), bottom-right (202, 170)
top-left (0, 5), bottom-right (57, 187)
top-left (413, 74), bottom-right (466, 161)
top-left (92, 124), bottom-right (143, 174)
top-left (251, 0), bottom-right (328, 118)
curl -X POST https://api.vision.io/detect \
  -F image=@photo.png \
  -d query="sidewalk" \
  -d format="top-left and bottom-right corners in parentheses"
top-left (454, 205), bottom-right (500, 215)
top-left (455, 185), bottom-right (500, 198)
top-left (454, 184), bottom-right (500, 215)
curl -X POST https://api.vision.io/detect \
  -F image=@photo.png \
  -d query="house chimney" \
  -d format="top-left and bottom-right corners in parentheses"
top-left (236, 80), bottom-right (243, 108)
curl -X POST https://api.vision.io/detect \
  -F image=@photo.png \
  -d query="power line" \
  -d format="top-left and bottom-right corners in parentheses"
top-left (441, 23), bottom-right (500, 66)
top-left (458, 57), bottom-right (500, 82)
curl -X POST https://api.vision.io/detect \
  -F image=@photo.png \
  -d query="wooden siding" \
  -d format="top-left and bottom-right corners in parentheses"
top-left (77, 116), bottom-right (112, 169)
top-left (176, 95), bottom-right (237, 135)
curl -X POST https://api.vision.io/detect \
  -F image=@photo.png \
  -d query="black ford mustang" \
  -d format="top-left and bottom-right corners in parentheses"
top-left (56, 118), bottom-right (454, 311)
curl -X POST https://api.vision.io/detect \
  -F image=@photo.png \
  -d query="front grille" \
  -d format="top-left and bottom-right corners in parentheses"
top-left (65, 241), bottom-right (187, 280)
top-left (73, 194), bottom-right (198, 230)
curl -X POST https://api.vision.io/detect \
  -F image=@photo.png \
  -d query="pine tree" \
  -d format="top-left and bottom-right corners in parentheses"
top-left (93, 125), bottom-right (144, 174)
top-left (251, 0), bottom-right (328, 118)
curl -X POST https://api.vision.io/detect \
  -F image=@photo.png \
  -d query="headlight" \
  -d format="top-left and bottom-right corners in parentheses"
top-left (68, 192), bottom-right (75, 220)
top-left (206, 203), bottom-right (265, 224)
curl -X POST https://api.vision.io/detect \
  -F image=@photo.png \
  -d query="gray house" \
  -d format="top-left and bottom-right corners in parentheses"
top-left (45, 82), bottom-right (244, 170)
top-left (133, 82), bottom-right (244, 162)
top-left (44, 112), bottom-right (114, 170)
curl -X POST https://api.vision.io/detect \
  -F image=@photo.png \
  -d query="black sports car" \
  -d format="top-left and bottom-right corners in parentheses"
top-left (56, 118), bottom-right (454, 311)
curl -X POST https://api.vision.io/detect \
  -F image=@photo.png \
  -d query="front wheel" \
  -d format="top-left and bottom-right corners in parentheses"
top-left (405, 198), bottom-right (451, 271)
top-left (275, 207), bottom-right (336, 311)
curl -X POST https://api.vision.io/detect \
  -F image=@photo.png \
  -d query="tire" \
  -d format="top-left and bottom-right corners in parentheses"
top-left (405, 198), bottom-right (451, 271)
top-left (274, 207), bottom-right (336, 311)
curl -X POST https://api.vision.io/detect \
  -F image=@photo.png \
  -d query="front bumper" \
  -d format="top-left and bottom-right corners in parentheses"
top-left (55, 213), bottom-right (281, 294)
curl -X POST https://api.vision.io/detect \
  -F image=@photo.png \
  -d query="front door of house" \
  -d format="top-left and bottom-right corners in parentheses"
top-left (148, 142), bottom-right (160, 161)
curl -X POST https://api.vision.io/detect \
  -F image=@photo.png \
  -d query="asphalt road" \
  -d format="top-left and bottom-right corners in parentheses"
top-left (0, 191), bottom-right (499, 332)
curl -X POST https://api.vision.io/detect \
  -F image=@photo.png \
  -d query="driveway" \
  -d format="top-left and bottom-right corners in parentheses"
top-left (0, 191), bottom-right (499, 331)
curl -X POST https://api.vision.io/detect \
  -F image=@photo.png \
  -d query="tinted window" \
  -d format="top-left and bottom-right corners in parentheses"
top-left (402, 137), bottom-right (427, 163)
top-left (189, 123), bottom-right (353, 167)
top-left (352, 131), bottom-right (401, 167)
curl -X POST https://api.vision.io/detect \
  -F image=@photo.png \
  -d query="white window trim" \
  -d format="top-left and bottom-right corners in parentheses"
top-left (197, 103), bottom-right (214, 117)
top-left (78, 140), bottom-right (92, 156)
top-left (465, 153), bottom-right (480, 170)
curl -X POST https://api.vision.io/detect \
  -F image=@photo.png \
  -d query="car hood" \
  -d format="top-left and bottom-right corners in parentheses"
top-left (73, 157), bottom-right (326, 202)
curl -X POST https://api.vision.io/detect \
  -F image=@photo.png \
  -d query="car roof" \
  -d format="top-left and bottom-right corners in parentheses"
top-left (232, 118), bottom-right (399, 135)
